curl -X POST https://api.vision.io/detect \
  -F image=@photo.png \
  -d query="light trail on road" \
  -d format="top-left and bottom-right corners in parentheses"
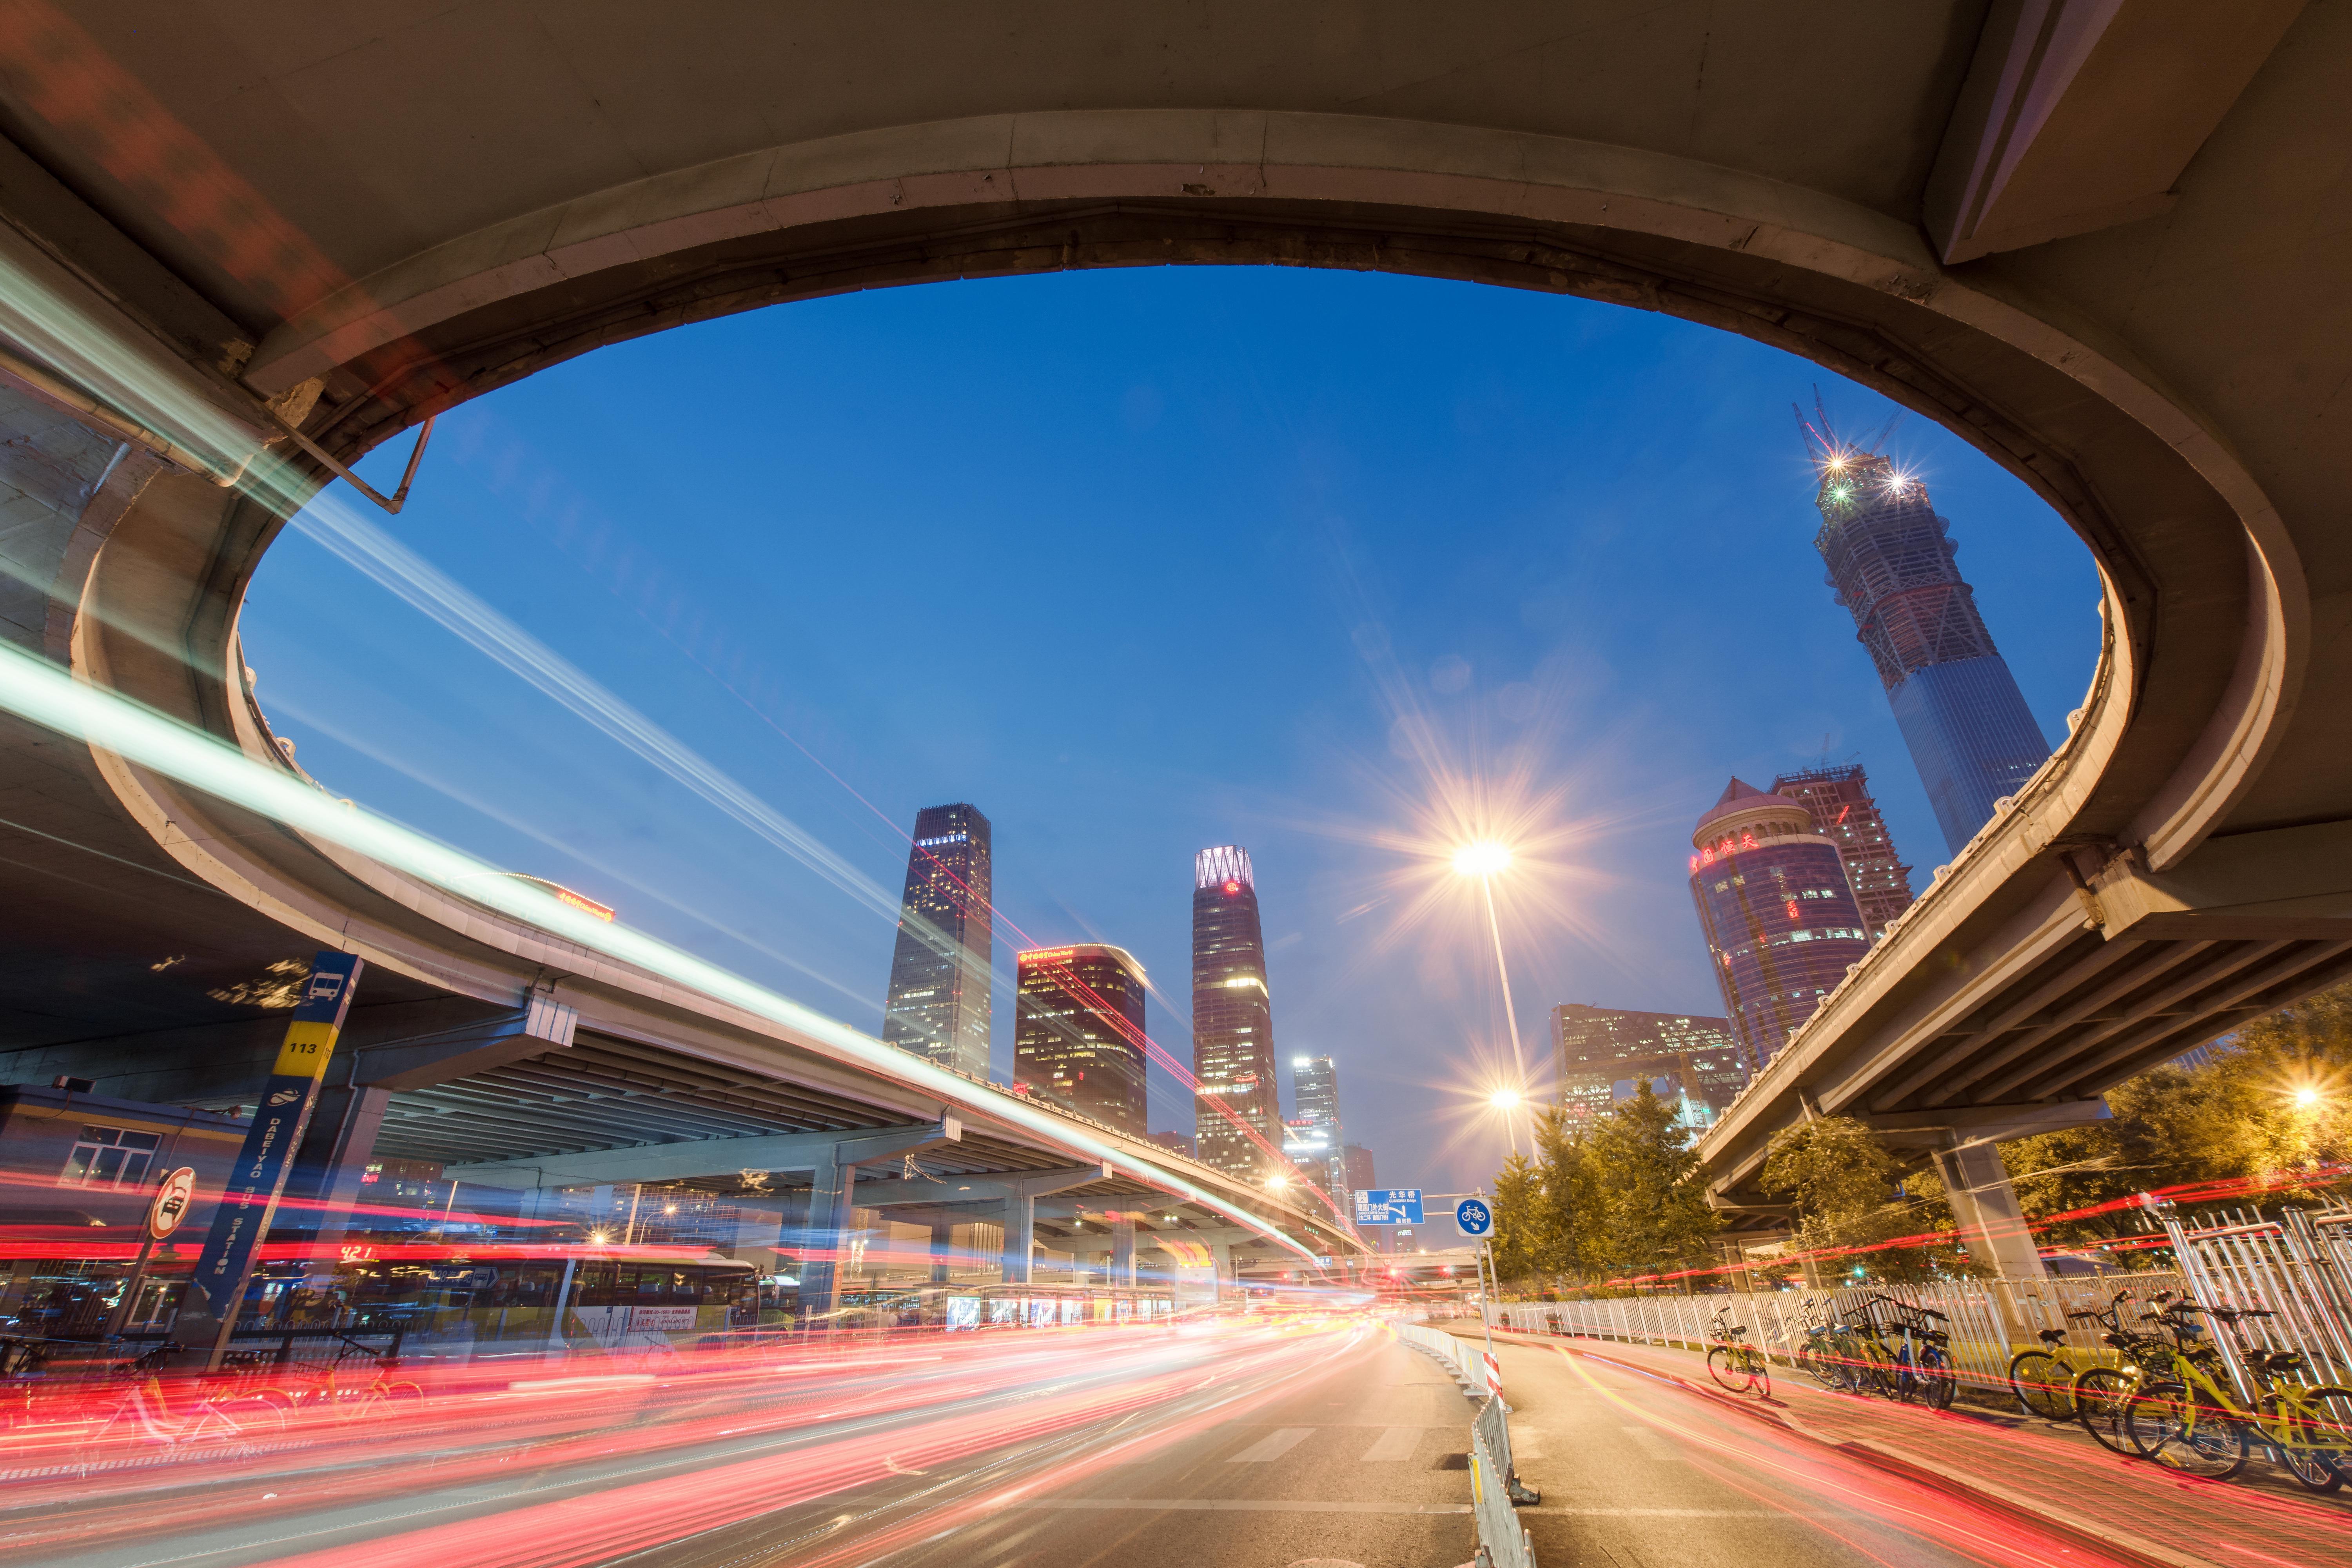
top-left (0, 1316), bottom-right (1372, 1568)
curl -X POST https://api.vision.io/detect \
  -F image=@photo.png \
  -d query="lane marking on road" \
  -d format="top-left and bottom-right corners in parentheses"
top-left (1225, 1428), bottom-right (1312, 1463)
top-left (1359, 1427), bottom-right (1421, 1463)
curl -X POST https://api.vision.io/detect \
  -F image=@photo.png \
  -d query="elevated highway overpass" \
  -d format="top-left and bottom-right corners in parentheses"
top-left (0, 3), bottom-right (2349, 1287)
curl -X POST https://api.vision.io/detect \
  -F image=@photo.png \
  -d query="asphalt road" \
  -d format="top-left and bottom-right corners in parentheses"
top-left (1, 1318), bottom-right (2168, 1568)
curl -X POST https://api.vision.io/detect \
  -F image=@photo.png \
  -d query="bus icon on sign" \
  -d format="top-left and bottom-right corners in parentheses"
top-left (1353, 1189), bottom-right (1424, 1226)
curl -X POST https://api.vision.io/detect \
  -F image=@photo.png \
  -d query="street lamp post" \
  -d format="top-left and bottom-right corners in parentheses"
top-left (1454, 841), bottom-right (1527, 1158)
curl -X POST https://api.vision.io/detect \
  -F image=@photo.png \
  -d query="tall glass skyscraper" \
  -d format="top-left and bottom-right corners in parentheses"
top-left (880, 803), bottom-right (992, 1078)
top-left (1289, 1053), bottom-right (1345, 1196)
top-left (1806, 429), bottom-right (2051, 856)
top-left (1688, 780), bottom-right (1874, 1067)
top-left (1769, 763), bottom-right (1915, 939)
top-left (1013, 944), bottom-right (1147, 1132)
top-left (1551, 1003), bottom-right (1746, 1125)
top-left (1191, 845), bottom-right (1279, 1182)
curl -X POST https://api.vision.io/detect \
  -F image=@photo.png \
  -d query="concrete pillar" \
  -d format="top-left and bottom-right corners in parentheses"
top-left (929, 1218), bottom-right (956, 1284)
top-left (797, 1147), bottom-right (857, 1324)
top-left (1111, 1216), bottom-right (1136, 1289)
top-left (1002, 1193), bottom-right (1035, 1285)
top-left (1210, 1241), bottom-right (1234, 1303)
top-left (278, 1085), bottom-right (391, 1256)
top-left (1933, 1137), bottom-right (2045, 1343)
top-left (1932, 1138), bottom-right (2045, 1280)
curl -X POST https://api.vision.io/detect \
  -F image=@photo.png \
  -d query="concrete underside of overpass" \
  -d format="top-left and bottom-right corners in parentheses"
top-left (0, 3), bottom-right (2349, 1276)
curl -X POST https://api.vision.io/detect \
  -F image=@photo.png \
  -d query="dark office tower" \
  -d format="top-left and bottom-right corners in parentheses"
top-left (1343, 1144), bottom-right (1376, 1194)
top-left (1689, 780), bottom-right (1875, 1068)
top-left (1191, 845), bottom-right (1280, 1182)
top-left (1551, 1003), bottom-right (1745, 1124)
top-left (1013, 944), bottom-right (1148, 1132)
top-left (1803, 415), bottom-right (2051, 857)
top-left (1769, 764), bottom-right (1916, 940)
top-left (880, 804), bottom-right (993, 1078)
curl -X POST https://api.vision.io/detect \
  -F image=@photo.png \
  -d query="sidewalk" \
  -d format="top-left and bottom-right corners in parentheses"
top-left (1438, 1321), bottom-right (2352, 1568)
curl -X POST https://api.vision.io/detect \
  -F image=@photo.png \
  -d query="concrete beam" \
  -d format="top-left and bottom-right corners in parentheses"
top-left (1925, 0), bottom-right (2307, 263)
top-left (445, 1120), bottom-right (957, 1189)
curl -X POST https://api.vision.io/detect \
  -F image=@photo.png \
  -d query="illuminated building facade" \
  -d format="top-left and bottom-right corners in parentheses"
top-left (1013, 944), bottom-right (1147, 1132)
top-left (1769, 764), bottom-right (1915, 938)
top-left (881, 803), bottom-right (993, 1078)
top-left (1191, 845), bottom-right (1280, 1182)
top-left (1688, 780), bottom-right (1874, 1067)
top-left (1805, 424), bottom-right (2050, 856)
top-left (1289, 1054), bottom-right (1346, 1195)
top-left (1552, 1003), bottom-right (1746, 1125)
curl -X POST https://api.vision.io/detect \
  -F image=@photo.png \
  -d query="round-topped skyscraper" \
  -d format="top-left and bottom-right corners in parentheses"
top-left (1688, 780), bottom-right (1874, 1069)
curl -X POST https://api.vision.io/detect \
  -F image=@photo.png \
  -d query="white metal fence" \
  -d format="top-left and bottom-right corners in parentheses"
top-left (1491, 1201), bottom-right (2352, 1401)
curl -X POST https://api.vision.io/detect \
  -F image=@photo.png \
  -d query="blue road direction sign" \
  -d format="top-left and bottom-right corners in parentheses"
top-left (193, 952), bottom-right (363, 1318)
top-left (1354, 1188), bottom-right (1425, 1226)
top-left (1455, 1198), bottom-right (1494, 1237)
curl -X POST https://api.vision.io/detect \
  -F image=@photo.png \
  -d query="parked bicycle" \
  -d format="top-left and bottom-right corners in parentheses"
top-left (2110, 1300), bottom-right (2352, 1491)
top-left (270, 1332), bottom-right (423, 1420)
top-left (2067, 1291), bottom-right (2180, 1454)
top-left (69, 1342), bottom-right (290, 1470)
top-left (1860, 1295), bottom-right (1956, 1410)
top-left (2009, 1288), bottom-right (2147, 1422)
top-left (1706, 1307), bottom-right (1771, 1398)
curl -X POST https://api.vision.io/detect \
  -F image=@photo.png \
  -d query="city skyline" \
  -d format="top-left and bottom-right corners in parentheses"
top-left (255, 267), bottom-right (2101, 1198)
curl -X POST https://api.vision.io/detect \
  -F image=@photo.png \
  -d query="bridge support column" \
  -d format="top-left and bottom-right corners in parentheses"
top-left (1111, 1216), bottom-right (1136, 1289)
top-left (1002, 1194), bottom-right (1035, 1285)
top-left (799, 1149), bottom-right (857, 1325)
top-left (279, 1085), bottom-right (391, 1257)
top-left (929, 1219), bottom-right (956, 1284)
top-left (1933, 1136), bottom-right (2046, 1339)
top-left (1210, 1241), bottom-right (1234, 1303)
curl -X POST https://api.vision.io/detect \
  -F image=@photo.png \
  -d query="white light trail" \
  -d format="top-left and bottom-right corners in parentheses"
top-left (0, 637), bottom-right (1316, 1261)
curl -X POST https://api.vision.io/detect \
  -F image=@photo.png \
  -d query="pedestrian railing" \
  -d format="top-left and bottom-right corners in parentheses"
top-left (1470, 1403), bottom-right (1535, 1568)
top-left (1492, 1207), bottom-right (2352, 1403)
top-left (1396, 1320), bottom-right (1539, 1567)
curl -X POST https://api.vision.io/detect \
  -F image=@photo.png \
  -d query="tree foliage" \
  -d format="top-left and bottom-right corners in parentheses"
top-left (1757, 1116), bottom-right (1974, 1282)
top-left (1488, 1083), bottom-right (1719, 1291)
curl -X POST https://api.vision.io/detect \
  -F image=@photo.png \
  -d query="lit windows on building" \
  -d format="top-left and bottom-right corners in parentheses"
top-left (1192, 845), bottom-right (1280, 1182)
top-left (58, 1124), bottom-right (160, 1189)
top-left (1802, 417), bottom-right (2051, 856)
top-left (881, 803), bottom-right (993, 1078)
top-left (1686, 779), bottom-right (1873, 1067)
top-left (1013, 945), bottom-right (1149, 1132)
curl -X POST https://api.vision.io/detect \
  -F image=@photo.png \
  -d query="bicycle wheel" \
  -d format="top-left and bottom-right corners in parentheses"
top-left (2122, 1380), bottom-right (2247, 1479)
top-left (1800, 1339), bottom-right (1837, 1389)
top-left (1746, 1348), bottom-right (1771, 1400)
top-left (2072, 1367), bottom-right (2136, 1455)
top-left (2267, 1389), bottom-right (2352, 1493)
top-left (1916, 1349), bottom-right (1956, 1412)
top-left (1708, 1345), bottom-right (1747, 1392)
top-left (2008, 1350), bottom-right (2076, 1421)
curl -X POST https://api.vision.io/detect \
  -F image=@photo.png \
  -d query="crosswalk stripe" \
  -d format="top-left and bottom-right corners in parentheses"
top-left (1226, 1428), bottom-right (1312, 1462)
top-left (1359, 1426), bottom-right (1421, 1462)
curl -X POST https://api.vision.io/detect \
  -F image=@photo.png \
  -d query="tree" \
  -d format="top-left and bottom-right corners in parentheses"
top-left (1489, 1151), bottom-right (1546, 1282)
top-left (1585, 1082), bottom-right (1719, 1284)
top-left (1759, 1116), bottom-right (1974, 1281)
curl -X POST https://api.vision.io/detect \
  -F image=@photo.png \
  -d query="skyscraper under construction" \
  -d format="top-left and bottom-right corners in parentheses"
top-left (880, 803), bottom-right (993, 1078)
top-left (1191, 845), bottom-right (1279, 1182)
top-left (1770, 763), bottom-right (1915, 939)
top-left (1802, 407), bottom-right (2051, 857)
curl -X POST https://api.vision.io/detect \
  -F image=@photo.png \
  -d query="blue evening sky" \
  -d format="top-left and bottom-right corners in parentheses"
top-left (243, 267), bottom-right (2101, 1197)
